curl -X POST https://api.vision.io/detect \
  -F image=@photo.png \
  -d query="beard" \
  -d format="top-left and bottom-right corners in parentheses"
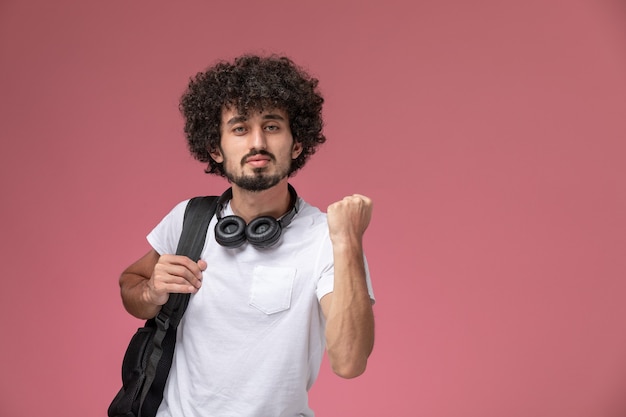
top-left (223, 150), bottom-right (290, 192)
top-left (226, 169), bottom-right (284, 191)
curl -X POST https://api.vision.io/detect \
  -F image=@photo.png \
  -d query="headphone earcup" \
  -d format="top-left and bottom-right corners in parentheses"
top-left (215, 215), bottom-right (247, 248)
top-left (245, 216), bottom-right (282, 248)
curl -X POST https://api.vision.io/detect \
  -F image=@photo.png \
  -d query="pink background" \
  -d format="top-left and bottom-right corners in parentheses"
top-left (1, 0), bottom-right (625, 416)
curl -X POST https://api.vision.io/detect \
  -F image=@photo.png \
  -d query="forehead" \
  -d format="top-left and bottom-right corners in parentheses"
top-left (221, 106), bottom-right (289, 124)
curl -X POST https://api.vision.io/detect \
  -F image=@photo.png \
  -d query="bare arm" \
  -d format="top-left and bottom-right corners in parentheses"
top-left (119, 249), bottom-right (206, 320)
top-left (321, 194), bottom-right (375, 379)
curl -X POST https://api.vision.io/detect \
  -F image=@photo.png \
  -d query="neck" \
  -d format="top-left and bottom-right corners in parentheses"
top-left (229, 180), bottom-right (292, 223)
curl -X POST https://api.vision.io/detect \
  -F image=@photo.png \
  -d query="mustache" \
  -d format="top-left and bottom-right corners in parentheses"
top-left (240, 150), bottom-right (276, 165)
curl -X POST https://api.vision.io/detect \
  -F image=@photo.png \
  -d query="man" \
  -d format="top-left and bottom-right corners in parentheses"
top-left (119, 55), bottom-right (375, 416)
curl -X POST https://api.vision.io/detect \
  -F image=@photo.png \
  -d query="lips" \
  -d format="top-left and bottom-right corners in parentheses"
top-left (243, 150), bottom-right (275, 166)
top-left (246, 155), bottom-right (270, 163)
top-left (245, 155), bottom-right (272, 168)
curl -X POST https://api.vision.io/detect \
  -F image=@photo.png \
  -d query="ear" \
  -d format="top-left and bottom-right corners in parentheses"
top-left (292, 141), bottom-right (303, 159)
top-left (209, 147), bottom-right (224, 163)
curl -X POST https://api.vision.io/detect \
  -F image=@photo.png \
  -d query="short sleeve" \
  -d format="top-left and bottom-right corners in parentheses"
top-left (315, 234), bottom-right (375, 304)
top-left (146, 200), bottom-right (190, 255)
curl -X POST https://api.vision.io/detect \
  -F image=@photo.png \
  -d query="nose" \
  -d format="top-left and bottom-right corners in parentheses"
top-left (249, 127), bottom-right (267, 150)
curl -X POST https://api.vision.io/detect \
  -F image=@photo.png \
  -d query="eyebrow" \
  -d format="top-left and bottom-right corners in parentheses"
top-left (262, 113), bottom-right (286, 121)
top-left (226, 113), bottom-right (286, 126)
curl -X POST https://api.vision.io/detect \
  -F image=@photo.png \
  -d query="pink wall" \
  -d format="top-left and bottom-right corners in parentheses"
top-left (1, 1), bottom-right (625, 416)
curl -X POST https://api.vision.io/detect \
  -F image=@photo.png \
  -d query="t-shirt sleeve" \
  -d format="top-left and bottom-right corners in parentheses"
top-left (315, 233), bottom-right (375, 304)
top-left (146, 200), bottom-right (190, 255)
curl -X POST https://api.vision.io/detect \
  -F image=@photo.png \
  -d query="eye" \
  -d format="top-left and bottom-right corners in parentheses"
top-left (264, 124), bottom-right (280, 132)
top-left (232, 126), bottom-right (247, 135)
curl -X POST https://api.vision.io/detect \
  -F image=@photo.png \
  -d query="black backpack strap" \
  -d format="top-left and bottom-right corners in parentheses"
top-left (139, 196), bottom-right (218, 417)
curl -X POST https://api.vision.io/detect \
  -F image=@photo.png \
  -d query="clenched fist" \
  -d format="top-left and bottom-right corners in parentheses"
top-left (326, 194), bottom-right (373, 246)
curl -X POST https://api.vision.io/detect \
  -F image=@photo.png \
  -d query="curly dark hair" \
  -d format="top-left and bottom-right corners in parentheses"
top-left (179, 54), bottom-right (326, 177)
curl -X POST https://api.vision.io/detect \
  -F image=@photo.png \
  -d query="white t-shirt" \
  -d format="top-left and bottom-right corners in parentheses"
top-left (148, 197), bottom-right (374, 417)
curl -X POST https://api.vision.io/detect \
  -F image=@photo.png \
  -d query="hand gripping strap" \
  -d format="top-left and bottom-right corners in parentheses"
top-left (139, 196), bottom-right (218, 417)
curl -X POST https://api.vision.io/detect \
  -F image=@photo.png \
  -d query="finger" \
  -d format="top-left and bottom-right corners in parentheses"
top-left (154, 261), bottom-right (203, 289)
top-left (342, 194), bottom-right (371, 206)
top-left (160, 281), bottom-right (200, 294)
top-left (160, 254), bottom-right (205, 281)
top-left (148, 280), bottom-right (199, 305)
top-left (169, 264), bottom-right (203, 288)
top-left (197, 259), bottom-right (207, 271)
top-left (352, 194), bottom-right (372, 205)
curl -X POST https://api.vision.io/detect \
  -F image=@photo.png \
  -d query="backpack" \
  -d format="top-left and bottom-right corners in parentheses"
top-left (108, 196), bottom-right (218, 417)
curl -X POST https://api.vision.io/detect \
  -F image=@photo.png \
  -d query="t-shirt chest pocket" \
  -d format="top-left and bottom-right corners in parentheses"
top-left (249, 266), bottom-right (296, 314)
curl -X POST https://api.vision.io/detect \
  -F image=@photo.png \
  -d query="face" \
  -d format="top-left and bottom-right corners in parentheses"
top-left (210, 107), bottom-right (303, 192)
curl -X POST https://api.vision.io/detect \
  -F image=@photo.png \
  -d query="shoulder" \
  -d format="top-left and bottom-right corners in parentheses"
top-left (294, 198), bottom-right (328, 227)
top-left (163, 199), bottom-right (194, 224)
top-left (146, 199), bottom-right (193, 254)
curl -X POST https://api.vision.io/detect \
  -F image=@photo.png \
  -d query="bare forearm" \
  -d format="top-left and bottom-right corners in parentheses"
top-left (324, 242), bottom-right (375, 378)
top-left (120, 272), bottom-right (161, 320)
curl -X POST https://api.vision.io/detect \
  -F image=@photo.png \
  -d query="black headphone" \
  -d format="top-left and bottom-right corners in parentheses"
top-left (214, 184), bottom-right (299, 248)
